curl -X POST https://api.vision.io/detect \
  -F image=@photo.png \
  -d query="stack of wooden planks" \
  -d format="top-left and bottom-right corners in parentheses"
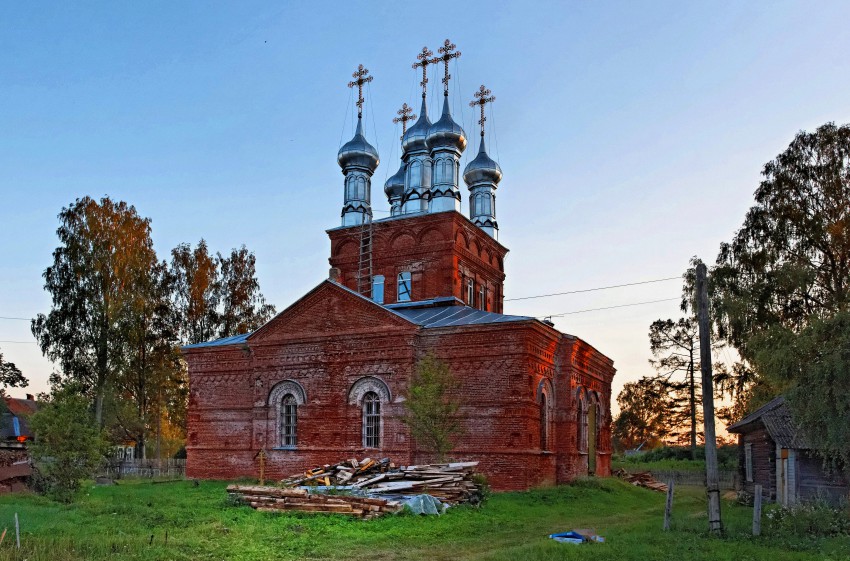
top-left (361, 462), bottom-right (483, 504)
top-left (614, 469), bottom-right (668, 492)
top-left (226, 485), bottom-right (403, 519)
top-left (280, 457), bottom-right (393, 487)
top-left (278, 458), bottom-right (484, 505)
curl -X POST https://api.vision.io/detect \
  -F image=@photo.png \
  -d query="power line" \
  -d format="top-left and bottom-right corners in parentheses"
top-left (542, 297), bottom-right (680, 318)
top-left (0, 340), bottom-right (36, 344)
top-left (506, 276), bottom-right (681, 302)
top-left (0, 316), bottom-right (31, 321)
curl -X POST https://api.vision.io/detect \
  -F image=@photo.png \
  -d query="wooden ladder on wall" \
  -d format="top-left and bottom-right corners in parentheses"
top-left (356, 216), bottom-right (373, 298)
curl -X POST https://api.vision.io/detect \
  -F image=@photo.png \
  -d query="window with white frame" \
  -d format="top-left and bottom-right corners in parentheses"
top-left (372, 275), bottom-right (384, 304)
top-left (280, 394), bottom-right (298, 447)
top-left (466, 278), bottom-right (474, 305)
top-left (397, 272), bottom-right (412, 302)
top-left (745, 443), bottom-right (753, 482)
top-left (363, 391), bottom-right (381, 448)
top-left (479, 286), bottom-right (486, 311)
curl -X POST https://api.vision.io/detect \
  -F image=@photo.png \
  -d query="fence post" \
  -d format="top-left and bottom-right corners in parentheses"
top-left (753, 484), bottom-right (762, 536)
top-left (663, 479), bottom-right (675, 531)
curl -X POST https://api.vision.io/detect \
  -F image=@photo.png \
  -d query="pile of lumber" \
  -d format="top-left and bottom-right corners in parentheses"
top-left (226, 485), bottom-right (403, 520)
top-left (279, 457), bottom-right (484, 505)
top-left (361, 462), bottom-right (483, 504)
top-left (280, 457), bottom-right (393, 487)
top-left (614, 469), bottom-right (668, 492)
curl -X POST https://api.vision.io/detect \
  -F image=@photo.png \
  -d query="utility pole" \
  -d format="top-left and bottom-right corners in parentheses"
top-left (696, 262), bottom-right (722, 534)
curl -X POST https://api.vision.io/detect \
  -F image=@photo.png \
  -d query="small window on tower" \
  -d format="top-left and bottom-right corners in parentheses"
top-left (372, 275), bottom-right (384, 304)
top-left (466, 278), bottom-right (474, 305)
top-left (397, 272), bottom-right (412, 302)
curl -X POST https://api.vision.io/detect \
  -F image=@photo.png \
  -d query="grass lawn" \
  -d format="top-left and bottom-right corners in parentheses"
top-left (0, 478), bottom-right (847, 560)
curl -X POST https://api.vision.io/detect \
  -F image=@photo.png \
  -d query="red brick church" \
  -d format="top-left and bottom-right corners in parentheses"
top-left (183, 46), bottom-right (615, 490)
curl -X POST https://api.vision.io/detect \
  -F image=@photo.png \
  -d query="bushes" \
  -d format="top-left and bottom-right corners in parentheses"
top-left (766, 500), bottom-right (850, 538)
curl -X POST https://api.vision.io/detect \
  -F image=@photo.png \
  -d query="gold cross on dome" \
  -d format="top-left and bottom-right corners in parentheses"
top-left (412, 46), bottom-right (435, 98)
top-left (392, 103), bottom-right (417, 140)
top-left (347, 64), bottom-right (373, 118)
top-left (469, 85), bottom-right (496, 136)
top-left (437, 39), bottom-right (461, 96)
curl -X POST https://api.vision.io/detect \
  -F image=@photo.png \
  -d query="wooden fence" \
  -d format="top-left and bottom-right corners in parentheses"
top-left (624, 469), bottom-right (738, 489)
top-left (100, 459), bottom-right (186, 479)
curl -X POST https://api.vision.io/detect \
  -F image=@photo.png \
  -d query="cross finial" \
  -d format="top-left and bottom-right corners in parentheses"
top-left (412, 46), bottom-right (435, 99)
top-left (469, 85), bottom-right (496, 137)
top-left (436, 39), bottom-right (461, 97)
top-left (347, 64), bottom-right (373, 119)
top-left (392, 103), bottom-right (417, 140)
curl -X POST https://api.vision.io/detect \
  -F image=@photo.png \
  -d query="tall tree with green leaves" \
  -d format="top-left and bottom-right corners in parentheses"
top-left (170, 240), bottom-right (220, 345)
top-left (0, 349), bottom-right (27, 393)
top-left (170, 241), bottom-right (276, 344)
top-left (217, 246), bottom-right (276, 338)
top-left (401, 354), bottom-right (463, 462)
top-left (111, 259), bottom-right (183, 458)
top-left (710, 122), bottom-right (850, 467)
top-left (612, 376), bottom-right (675, 451)
top-left (32, 196), bottom-right (159, 425)
top-left (648, 317), bottom-right (701, 455)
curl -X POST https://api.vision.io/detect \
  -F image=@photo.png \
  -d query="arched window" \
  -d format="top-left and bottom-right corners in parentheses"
top-left (576, 391), bottom-right (588, 453)
top-left (363, 391), bottom-right (381, 448)
top-left (372, 275), bottom-right (384, 304)
top-left (397, 271), bottom-right (412, 302)
top-left (466, 278), bottom-right (475, 305)
top-left (268, 380), bottom-right (306, 450)
top-left (540, 393), bottom-right (548, 451)
top-left (280, 394), bottom-right (297, 447)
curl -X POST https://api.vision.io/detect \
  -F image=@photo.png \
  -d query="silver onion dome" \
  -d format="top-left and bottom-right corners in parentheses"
top-left (463, 137), bottom-right (502, 186)
top-left (338, 117), bottom-right (379, 173)
top-left (384, 163), bottom-right (405, 198)
top-left (401, 97), bottom-right (431, 155)
top-left (426, 96), bottom-right (467, 153)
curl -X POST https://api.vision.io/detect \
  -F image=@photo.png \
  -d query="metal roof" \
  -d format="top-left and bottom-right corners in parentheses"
top-left (182, 332), bottom-right (251, 350)
top-left (390, 304), bottom-right (532, 328)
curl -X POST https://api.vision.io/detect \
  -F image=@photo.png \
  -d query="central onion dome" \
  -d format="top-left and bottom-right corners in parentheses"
top-left (463, 137), bottom-right (502, 186)
top-left (338, 118), bottom-right (379, 173)
top-left (401, 98), bottom-right (431, 155)
top-left (384, 163), bottom-right (405, 199)
top-left (426, 97), bottom-right (467, 152)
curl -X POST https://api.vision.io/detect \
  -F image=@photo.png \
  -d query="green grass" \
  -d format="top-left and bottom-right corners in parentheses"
top-left (0, 478), bottom-right (847, 560)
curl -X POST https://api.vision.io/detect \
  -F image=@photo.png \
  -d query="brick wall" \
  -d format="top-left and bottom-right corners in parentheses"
top-left (184, 282), bottom-right (616, 490)
top-left (328, 211), bottom-right (508, 312)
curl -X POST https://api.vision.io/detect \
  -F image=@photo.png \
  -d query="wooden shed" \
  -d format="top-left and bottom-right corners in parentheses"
top-left (728, 396), bottom-right (848, 506)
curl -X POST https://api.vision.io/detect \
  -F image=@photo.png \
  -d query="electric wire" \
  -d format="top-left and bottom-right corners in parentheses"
top-left (542, 298), bottom-right (681, 319)
top-left (505, 276), bottom-right (681, 301)
top-left (0, 316), bottom-right (30, 321)
top-left (338, 86), bottom-right (353, 149)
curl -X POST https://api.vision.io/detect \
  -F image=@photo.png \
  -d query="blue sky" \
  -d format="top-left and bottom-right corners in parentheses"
top-left (1, 1), bottom-right (849, 410)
